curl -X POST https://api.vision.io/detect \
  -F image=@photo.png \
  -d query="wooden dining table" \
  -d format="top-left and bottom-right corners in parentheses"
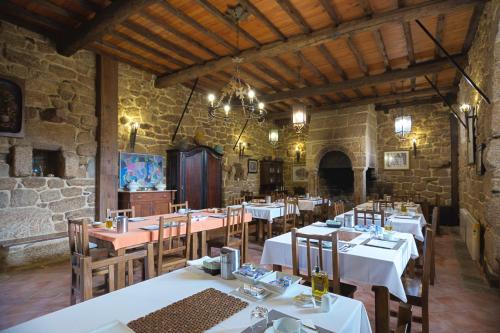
top-left (88, 211), bottom-right (252, 289)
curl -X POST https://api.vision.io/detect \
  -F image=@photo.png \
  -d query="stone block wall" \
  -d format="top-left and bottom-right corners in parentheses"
top-left (376, 104), bottom-right (452, 205)
top-left (0, 21), bottom-right (96, 267)
top-left (457, 1), bottom-right (500, 278)
top-left (117, 63), bottom-right (274, 204)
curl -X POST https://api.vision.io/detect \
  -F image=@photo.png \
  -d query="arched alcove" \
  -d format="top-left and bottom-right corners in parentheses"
top-left (317, 151), bottom-right (354, 199)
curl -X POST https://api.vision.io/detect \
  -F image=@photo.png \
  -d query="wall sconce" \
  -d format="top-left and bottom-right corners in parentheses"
top-left (269, 128), bottom-right (279, 147)
top-left (238, 141), bottom-right (246, 158)
top-left (129, 122), bottom-right (140, 151)
top-left (412, 138), bottom-right (417, 157)
top-left (295, 143), bottom-right (304, 162)
top-left (394, 114), bottom-right (412, 140)
top-left (292, 103), bottom-right (307, 134)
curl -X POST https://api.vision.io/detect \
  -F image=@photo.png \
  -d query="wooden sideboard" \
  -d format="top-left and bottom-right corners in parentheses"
top-left (118, 191), bottom-right (176, 217)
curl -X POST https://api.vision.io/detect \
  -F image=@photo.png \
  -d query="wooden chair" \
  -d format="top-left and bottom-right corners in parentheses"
top-left (206, 206), bottom-right (247, 263)
top-left (232, 196), bottom-right (245, 205)
top-left (272, 197), bottom-right (298, 235)
top-left (334, 201), bottom-right (345, 216)
top-left (429, 206), bottom-right (439, 285)
top-left (391, 228), bottom-right (434, 333)
top-left (156, 214), bottom-right (192, 275)
top-left (291, 228), bottom-right (357, 298)
top-left (168, 201), bottom-right (188, 213)
top-left (68, 219), bottom-right (146, 304)
top-left (106, 207), bottom-right (135, 218)
top-left (313, 197), bottom-right (330, 222)
top-left (395, 303), bottom-right (412, 333)
top-left (374, 200), bottom-right (394, 210)
top-left (353, 208), bottom-right (385, 227)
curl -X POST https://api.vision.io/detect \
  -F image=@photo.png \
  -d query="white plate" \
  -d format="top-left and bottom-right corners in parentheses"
top-left (128, 217), bottom-right (145, 222)
top-left (264, 327), bottom-right (306, 333)
top-left (87, 321), bottom-right (134, 333)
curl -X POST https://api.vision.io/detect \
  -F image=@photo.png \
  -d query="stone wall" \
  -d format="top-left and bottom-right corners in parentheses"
top-left (457, 1), bottom-right (500, 278)
top-left (117, 63), bottom-right (274, 204)
top-left (0, 21), bottom-right (96, 267)
top-left (376, 104), bottom-right (452, 205)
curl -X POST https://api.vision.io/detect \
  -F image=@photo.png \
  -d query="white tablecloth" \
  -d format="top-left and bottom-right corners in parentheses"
top-left (298, 198), bottom-right (324, 211)
top-left (261, 225), bottom-right (419, 302)
top-left (244, 203), bottom-right (300, 222)
top-left (3, 267), bottom-right (372, 333)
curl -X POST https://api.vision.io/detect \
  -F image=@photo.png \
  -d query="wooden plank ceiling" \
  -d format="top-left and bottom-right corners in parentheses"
top-left (0, 0), bottom-right (485, 119)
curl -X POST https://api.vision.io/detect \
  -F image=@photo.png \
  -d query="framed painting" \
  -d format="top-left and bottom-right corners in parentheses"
top-left (0, 75), bottom-right (25, 138)
top-left (292, 165), bottom-right (308, 182)
top-left (119, 152), bottom-right (164, 189)
top-left (247, 159), bottom-right (258, 174)
top-left (384, 151), bottom-right (410, 170)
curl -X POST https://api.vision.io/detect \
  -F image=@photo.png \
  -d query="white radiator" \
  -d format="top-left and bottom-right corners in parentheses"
top-left (459, 208), bottom-right (480, 261)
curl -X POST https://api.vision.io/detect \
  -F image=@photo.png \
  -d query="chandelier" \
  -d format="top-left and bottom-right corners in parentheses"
top-left (292, 103), bottom-right (307, 133)
top-left (207, 9), bottom-right (266, 123)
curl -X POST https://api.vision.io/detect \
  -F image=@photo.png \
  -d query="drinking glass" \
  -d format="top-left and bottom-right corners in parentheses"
top-left (250, 305), bottom-right (269, 332)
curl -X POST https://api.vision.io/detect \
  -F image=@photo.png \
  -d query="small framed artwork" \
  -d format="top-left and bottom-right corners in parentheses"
top-left (476, 143), bottom-right (485, 176)
top-left (0, 75), bottom-right (25, 138)
top-left (384, 151), bottom-right (410, 170)
top-left (467, 110), bottom-right (476, 165)
top-left (292, 165), bottom-right (308, 182)
top-left (247, 159), bottom-right (258, 174)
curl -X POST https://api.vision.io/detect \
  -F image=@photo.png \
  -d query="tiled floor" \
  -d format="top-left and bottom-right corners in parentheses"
top-left (0, 227), bottom-right (499, 332)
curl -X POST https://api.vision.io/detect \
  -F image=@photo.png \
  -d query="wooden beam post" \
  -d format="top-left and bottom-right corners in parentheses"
top-left (96, 55), bottom-right (119, 222)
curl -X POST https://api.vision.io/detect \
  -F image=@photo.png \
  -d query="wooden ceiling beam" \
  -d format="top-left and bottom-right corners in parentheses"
top-left (41, 0), bottom-right (87, 24)
top-left (318, 0), bottom-right (341, 25)
top-left (373, 29), bottom-right (390, 70)
top-left (194, 0), bottom-right (260, 46)
top-left (123, 21), bottom-right (202, 64)
top-left (296, 51), bottom-right (328, 84)
top-left (358, 0), bottom-right (374, 17)
top-left (0, 5), bottom-right (59, 41)
top-left (239, 0), bottom-right (285, 40)
top-left (345, 34), bottom-right (368, 74)
top-left (276, 0), bottom-right (312, 33)
top-left (0, 1), bottom-right (68, 33)
top-left (57, 0), bottom-right (157, 56)
top-left (375, 96), bottom-right (447, 111)
top-left (158, 1), bottom-right (238, 54)
top-left (269, 87), bottom-right (455, 119)
top-left (142, 12), bottom-right (219, 59)
top-left (261, 56), bottom-right (462, 102)
top-left (98, 40), bottom-right (168, 72)
top-left (155, 0), bottom-right (481, 88)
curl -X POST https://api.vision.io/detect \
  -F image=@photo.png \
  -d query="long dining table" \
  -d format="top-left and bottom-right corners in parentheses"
top-left (243, 202), bottom-right (300, 241)
top-left (3, 266), bottom-right (372, 333)
top-left (260, 224), bottom-right (419, 333)
top-left (88, 211), bottom-right (252, 289)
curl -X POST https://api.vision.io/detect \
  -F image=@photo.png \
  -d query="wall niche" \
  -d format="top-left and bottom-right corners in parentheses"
top-left (32, 149), bottom-right (62, 177)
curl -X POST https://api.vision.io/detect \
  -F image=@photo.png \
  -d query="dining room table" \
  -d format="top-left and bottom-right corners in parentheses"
top-left (242, 202), bottom-right (300, 241)
top-left (260, 224), bottom-right (419, 333)
top-left (88, 210), bottom-right (252, 289)
top-left (2, 266), bottom-right (372, 333)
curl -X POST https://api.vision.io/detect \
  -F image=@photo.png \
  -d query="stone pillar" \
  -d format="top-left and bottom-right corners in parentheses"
top-left (307, 168), bottom-right (318, 196)
top-left (353, 167), bottom-right (367, 203)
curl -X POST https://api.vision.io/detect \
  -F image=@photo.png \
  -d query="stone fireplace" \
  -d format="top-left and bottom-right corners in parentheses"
top-left (317, 150), bottom-right (354, 200)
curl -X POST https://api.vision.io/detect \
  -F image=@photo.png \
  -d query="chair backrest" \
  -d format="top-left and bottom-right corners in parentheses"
top-left (157, 214), bottom-right (192, 273)
top-left (107, 207), bottom-right (135, 218)
top-left (334, 201), bottom-right (345, 216)
top-left (353, 208), bottom-right (385, 227)
top-left (232, 196), bottom-right (245, 205)
top-left (422, 228), bottom-right (434, 302)
top-left (226, 206), bottom-right (245, 244)
top-left (169, 201), bottom-right (188, 213)
top-left (68, 219), bottom-right (90, 256)
top-left (430, 206), bottom-right (439, 235)
top-left (291, 228), bottom-right (341, 294)
top-left (283, 197), bottom-right (298, 233)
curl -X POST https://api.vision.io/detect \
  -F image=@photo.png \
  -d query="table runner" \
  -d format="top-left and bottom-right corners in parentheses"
top-left (127, 288), bottom-right (248, 333)
top-left (261, 225), bottom-right (418, 302)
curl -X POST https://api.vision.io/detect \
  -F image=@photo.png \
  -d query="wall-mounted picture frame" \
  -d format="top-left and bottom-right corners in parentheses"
top-left (0, 75), bottom-right (25, 138)
top-left (476, 143), bottom-right (485, 176)
top-left (384, 151), bottom-right (410, 170)
top-left (247, 159), bottom-right (258, 174)
top-left (466, 110), bottom-right (476, 165)
top-left (292, 165), bottom-right (308, 182)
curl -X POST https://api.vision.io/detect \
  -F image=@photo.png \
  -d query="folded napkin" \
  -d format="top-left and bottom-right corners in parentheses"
top-left (187, 256), bottom-right (211, 267)
top-left (312, 222), bottom-right (327, 227)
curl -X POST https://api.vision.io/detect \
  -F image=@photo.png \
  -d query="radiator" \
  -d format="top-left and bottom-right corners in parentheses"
top-left (459, 208), bottom-right (480, 261)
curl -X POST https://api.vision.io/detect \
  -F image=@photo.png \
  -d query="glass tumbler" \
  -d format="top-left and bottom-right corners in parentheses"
top-left (250, 305), bottom-right (269, 332)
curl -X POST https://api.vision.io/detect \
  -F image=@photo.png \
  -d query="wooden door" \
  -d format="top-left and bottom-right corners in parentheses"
top-left (206, 150), bottom-right (222, 208)
top-left (184, 151), bottom-right (204, 209)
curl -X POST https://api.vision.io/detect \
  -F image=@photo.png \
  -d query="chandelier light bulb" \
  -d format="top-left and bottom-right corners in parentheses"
top-left (223, 104), bottom-right (231, 115)
top-left (258, 102), bottom-right (264, 110)
top-left (460, 103), bottom-right (471, 113)
top-left (248, 89), bottom-right (255, 99)
top-left (208, 93), bottom-right (215, 107)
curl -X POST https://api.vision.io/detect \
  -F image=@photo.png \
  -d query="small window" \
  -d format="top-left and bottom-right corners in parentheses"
top-left (32, 149), bottom-right (61, 177)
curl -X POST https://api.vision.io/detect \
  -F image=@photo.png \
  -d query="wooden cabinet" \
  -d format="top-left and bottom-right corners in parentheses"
top-left (259, 160), bottom-right (284, 194)
top-left (118, 191), bottom-right (175, 217)
top-left (166, 146), bottom-right (222, 209)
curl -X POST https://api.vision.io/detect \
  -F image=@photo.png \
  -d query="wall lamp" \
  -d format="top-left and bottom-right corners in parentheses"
top-left (238, 141), bottom-right (247, 159)
top-left (412, 138), bottom-right (417, 157)
top-left (129, 122), bottom-right (140, 151)
top-left (295, 143), bottom-right (304, 162)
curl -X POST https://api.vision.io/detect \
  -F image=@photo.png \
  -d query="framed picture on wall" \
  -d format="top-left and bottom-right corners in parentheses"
top-left (247, 159), bottom-right (258, 174)
top-left (384, 151), bottom-right (410, 170)
top-left (0, 75), bottom-right (25, 138)
top-left (292, 165), bottom-right (308, 182)
top-left (467, 110), bottom-right (476, 165)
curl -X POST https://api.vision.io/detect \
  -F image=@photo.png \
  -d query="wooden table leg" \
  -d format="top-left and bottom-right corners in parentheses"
top-left (145, 242), bottom-right (155, 279)
top-left (243, 223), bottom-right (249, 263)
top-left (199, 231), bottom-right (207, 258)
top-left (191, 233), bottom-right (199, 260)
top-left (373, 285), bottom-right (390, 333)
top-left (115, 248), bottom-right (126, 290)
top-left (258, 220), bottom-right (264, 241)
top-left (267, 221), bottom-right (272, 240)
top-left (273, 264), bottom-right (282, 272)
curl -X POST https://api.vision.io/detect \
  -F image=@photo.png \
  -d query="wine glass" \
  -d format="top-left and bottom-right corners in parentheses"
top-left (250, 305), bottom-right (269, 332)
